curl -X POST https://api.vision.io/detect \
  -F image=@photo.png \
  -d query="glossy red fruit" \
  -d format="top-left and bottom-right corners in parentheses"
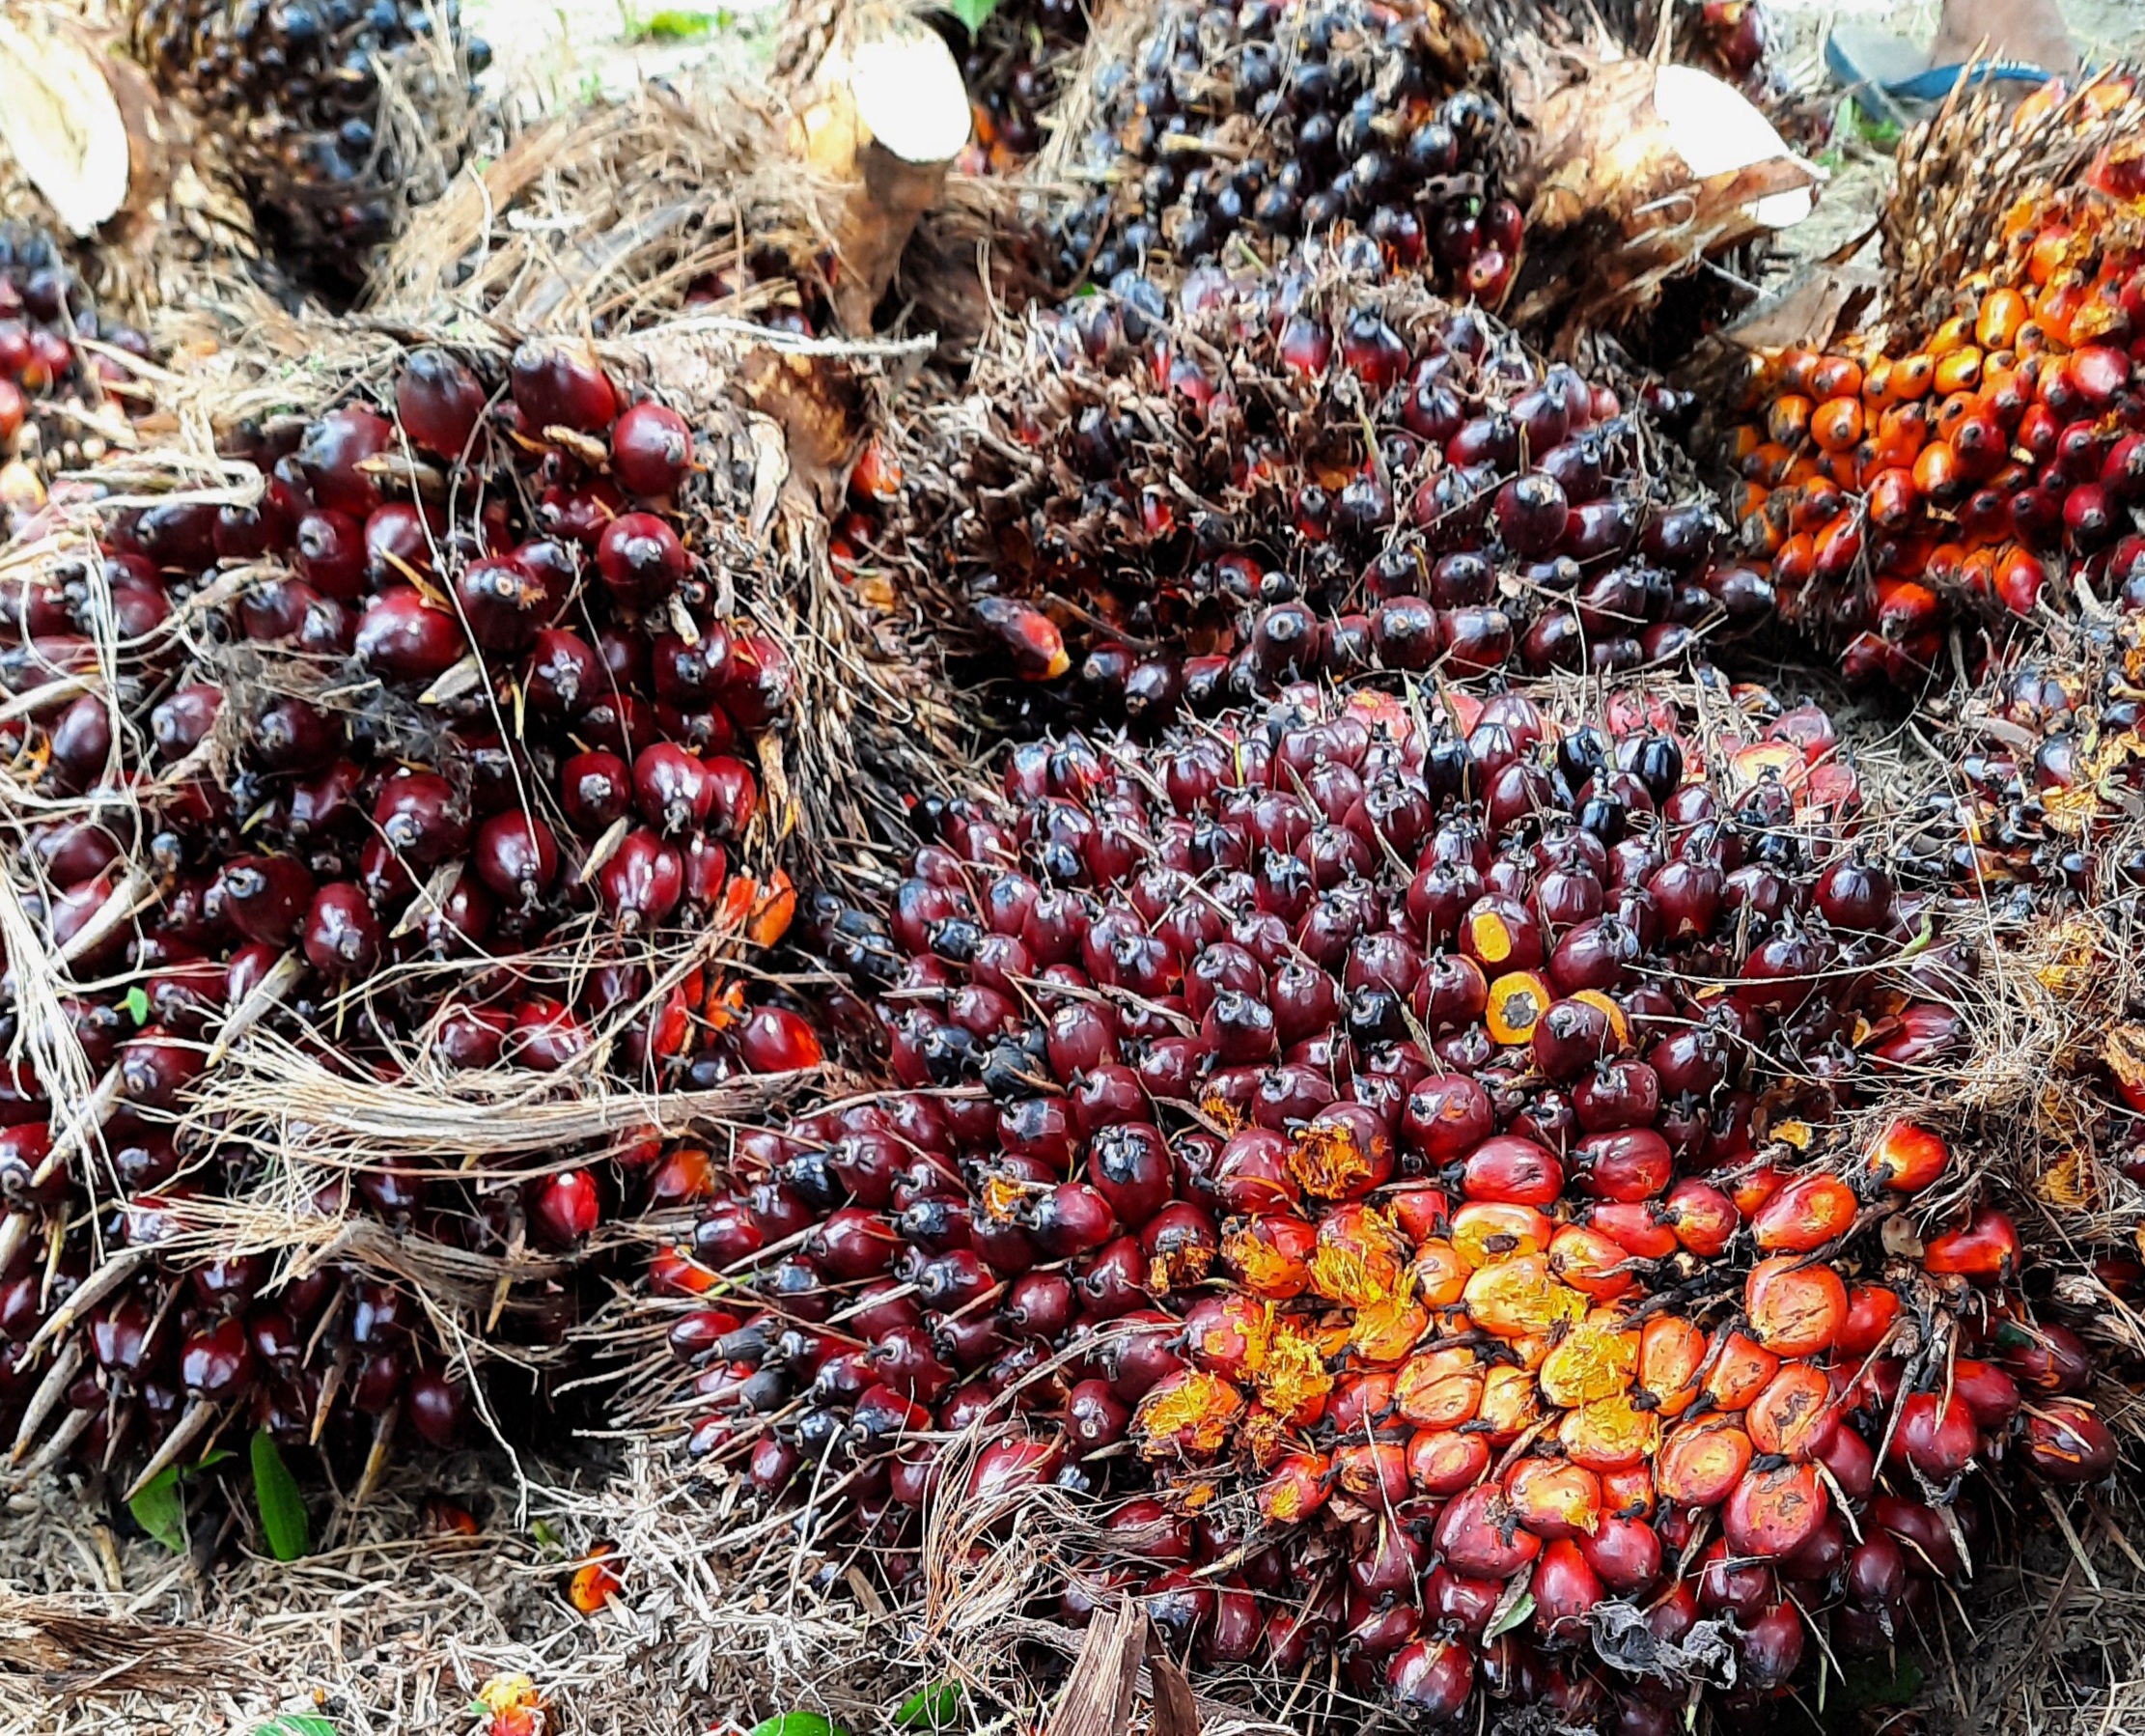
top-left (181, 1315), bottom-right (257, 1399)
top-left (302, 882), bottom-right (382, 979)
top-left (612, 401), bottom-right (695, 494)
top-left (595, 513), bottom-right (689, 606)
top-left (2022, 1400), bottom-right (2119, 1483)
top-left (1387, 1638), bottom-right (1473, 1718)
top-left (355, 587), bottom-right (466, 683)
top-left (510, 340), bottom-right (619, 433)
top-left (738, 1008), bottom-right (824, 1074)
top-left (599, 829), bottom-right (686, 929)
top-left (532, 1168), bottom-right (601, 1245)
top-left (407, 1368), bottom-right (473, 1447)
top-left (396, 349), bottom-right (488, 460)
top-left (473, 812), bottom-right (560, 906)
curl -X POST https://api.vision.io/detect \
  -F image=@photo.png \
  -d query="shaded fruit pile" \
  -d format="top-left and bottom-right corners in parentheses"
top-left (1042, 0), bottom-right (1515, 298)
top-left (0, 338), bottom-right (821, 1487)
top-left (860, 255), bottom-right (1741, 724)
top-left (939, 0), bottom-right (1088, 177)
top-left (0, 225), bottom-right (154, 535)
top-left (1723, 109), bottom-right (2144, 687)
top-left (126, 0), bottom-right (488, 291)
top-left (640, 678), bottom-right (2104, 1719)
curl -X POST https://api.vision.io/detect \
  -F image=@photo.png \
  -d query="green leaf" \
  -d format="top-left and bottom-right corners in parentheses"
top-left (250, 1430), bottom-right (310, 1561)
top-left (751, 1714), bottom-right (847, 1736)
top-left (127, 1465), bottom-right (186, 1553)
top-left (253, 1718), bottom-right (338, 1736)
top-left (632, 8), bottom-right (719, 38)
top-left (894, 1683), bottom-right (961, 1731)
top-left (123, 986), bottom-right (151, 1024)
top-left (531, 1518), bottom-right (565, 1551)
top-left (941, 0), bottom-right (1000, 36)
top-left (1483, 1590), bottom-right (1535, 1641)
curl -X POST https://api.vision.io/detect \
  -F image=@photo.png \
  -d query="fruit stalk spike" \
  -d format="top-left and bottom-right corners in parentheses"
top-left (8, 1338), bottom-right (83, 1463)
top-left (121, 1395), bottom-right (217, 1500)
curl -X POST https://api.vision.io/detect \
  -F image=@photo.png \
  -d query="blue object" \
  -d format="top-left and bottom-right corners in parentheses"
top-left (1824, 23), bottom-right (2055, 122)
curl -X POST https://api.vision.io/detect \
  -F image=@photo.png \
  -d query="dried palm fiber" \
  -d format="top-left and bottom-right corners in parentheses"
top-left (0, 1437), bottom-right (921, 1736)
top-left (858, 246), bottom-right (1765, 730)
top-left (0, 286), bottom-right (961, 1514)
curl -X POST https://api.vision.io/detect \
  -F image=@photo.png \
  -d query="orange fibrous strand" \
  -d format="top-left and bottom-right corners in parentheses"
top-left (1255, 1320), bottom-right (1336, 1422)
top-left (1133, 1371), bottom-right (1245, 1460)
top-left (1308, 1218), bottom-right (1407, 1307)
top-left (1290, 1122), bottom-right (1374, 1199)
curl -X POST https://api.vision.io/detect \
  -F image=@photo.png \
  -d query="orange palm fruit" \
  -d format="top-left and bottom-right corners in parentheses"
top-left (1588, 1200), bottom-right (1680, 1261)
top-left (1811, 397), bottom-right (1863, 453)
top-left (1462, 1252), bottom-right (1586, 1338)
top-left (1745, 1255), bottom-right (1849, 1357)
top-left (1723, 1461), bottom-right (1828, 1559)
top-left (1547, 1223), bottom-right (1637, 1301)
top-left (1657, 1417), bottom-right (1754, 1508)
top-left (1866, 1121), bottom-right (1949, 1192)
top-left (1976, 286), bottom-right (2028, 350)
top-left (1411, 1237), bottom-right (1469, 1306)
top-left (1475, 1363), bottom-right (1544, 1442)
top-left (1745, 1362), bottom-right (1836, 1460)
top-left (1921, 1206), bottom-right (2022, 1281)
top-left (1634, 1314), bottom-right (1706, 1416)
top-left (1538, 1315), bottom-right (1640, 1408)
top-left (1407, 1427), bottom-right (1491, 1496)
top-left (1449, 1201), bottom-right (1555, 1268)
top-left (1835, 1280), bottom-right (1905, 1356)
top-left (1256, 1450), bottom-right (1333, 1524)
top-left (1395, 1346), bottom-right (1484, 1428)
top-left (1507, 1457), bottom-right (1603, 1539)
top-left (1557, 1394), bottom-right (1660, 1470)
top-left (1750, 1172), bottom-right (1859, 1253)
top-left (1700, 1326), bottom-right (1781, 1410)
top-left (1221, 1213), bottom-right (1318, 1299)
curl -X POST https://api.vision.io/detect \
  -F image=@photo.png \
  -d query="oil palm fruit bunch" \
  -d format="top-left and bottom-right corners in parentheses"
top-left (938, 0), bottom-right (1089, 176)
top-left (1042, 0), bottom-right (1515, 298)
top-left (857, 253), bottom-right (1737, 725)
top-left (639, 679), bottom-right (2085, 1722)
top-left (0, 338), bottom-right (820, 1492)
top-left (1721, 98), bottom-right (2145, 687)
top-left (0, 225), bottom-right (154, 534)
top-left (125, 0), bottom-right (488, 292)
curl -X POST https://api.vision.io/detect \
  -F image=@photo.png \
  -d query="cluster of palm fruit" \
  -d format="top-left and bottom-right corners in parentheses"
top-left (1723, 115), bottom-right (2144, 687)
top-left (639, 677), bottom-right (2107, 1720)
top-left (937, 0), bottom-right (1088, 177)
top-left (850, 254), bottom-right (1732, 725)
top-left (0, 339), bottom-right (819, 1486)
top-left (126, 0), bottom-right (489, 291)
top-left (1043, 0), bottom-right (1516, 297)
top-left (0, 226), bottom-right (154, 534)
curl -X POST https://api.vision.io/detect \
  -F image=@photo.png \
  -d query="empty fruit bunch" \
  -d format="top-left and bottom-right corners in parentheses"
top-left (1041, 0), bottom-right (1516, 299)
top-left (0, 337), bottom-right (822, 1494)
top-left (1722, 79), bottom-right (2145, 687)
top-left (638, 678), bottom-right (2092, 1722)
top-left (861, 252), bottom-right (1741, 725)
